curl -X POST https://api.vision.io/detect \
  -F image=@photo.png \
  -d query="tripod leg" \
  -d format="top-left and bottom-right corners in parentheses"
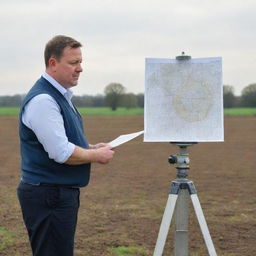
top-left (174, 188), bottom-right (189, 256)
top-left (153, 194), bottom-right (178, 256)
top-left (191, 194), bottom-right (218, 256)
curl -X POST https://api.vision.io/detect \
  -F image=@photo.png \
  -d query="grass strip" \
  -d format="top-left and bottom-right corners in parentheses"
top-left (224, 108), bottom-right (256, 115)
top-left (77, 107), bottom-right (144, 116)
top-left (0, 107), bottom-right (144, 116)
top-left (0, 226), bottom-right (13, 251)
top-left (108, 245), bottom-right (149, 256)
top-left (0, 107), bottom-right (256, 116)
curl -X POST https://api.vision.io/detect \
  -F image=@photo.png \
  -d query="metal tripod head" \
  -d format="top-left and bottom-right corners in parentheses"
top-left (168, 142), bottom-right (198, 195)
top-left (168, 142), bottom-right (198, 180)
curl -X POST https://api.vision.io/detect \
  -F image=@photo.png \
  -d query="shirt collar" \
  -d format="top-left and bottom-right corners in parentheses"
top-left (42, 73), bottom-right (73, 100)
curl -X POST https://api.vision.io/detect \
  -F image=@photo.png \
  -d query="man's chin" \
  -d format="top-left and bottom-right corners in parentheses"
top-left (70, 81), bottom-right (78, 87)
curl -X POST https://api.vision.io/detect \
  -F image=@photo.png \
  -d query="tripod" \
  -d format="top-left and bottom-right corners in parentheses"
top-left (153, 143), bottom-right (217, 256)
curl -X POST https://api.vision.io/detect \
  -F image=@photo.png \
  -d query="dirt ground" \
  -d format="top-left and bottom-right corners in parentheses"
top-left (0, 115), bottom-right (255, 256)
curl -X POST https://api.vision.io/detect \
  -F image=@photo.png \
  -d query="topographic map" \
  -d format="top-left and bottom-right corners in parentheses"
top-left (144, 57), bottom-right (224, 142)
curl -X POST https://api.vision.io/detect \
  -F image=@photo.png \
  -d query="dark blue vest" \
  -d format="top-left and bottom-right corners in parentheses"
top-left (19, 77), bottom-right (91, 187)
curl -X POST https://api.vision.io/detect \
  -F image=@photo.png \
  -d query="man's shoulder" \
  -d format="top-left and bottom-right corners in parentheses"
top-left (27, 94), bottom-right (56, 105)
top-left (25, 77), bottom-right (61, 100)
top-left (20, 77), bottom-right (58, 110)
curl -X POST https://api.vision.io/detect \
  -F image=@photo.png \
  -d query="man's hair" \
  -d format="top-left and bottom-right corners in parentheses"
top-left (44, 35), bottom-right (82, 67)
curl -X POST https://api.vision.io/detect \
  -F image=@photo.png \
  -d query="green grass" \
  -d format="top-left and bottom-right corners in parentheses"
top-left (0, 107), bottom-right (20, 116)
top-left (0, 107), bottom-right (144, 116)
top-left (224, 108), bottom-right (256, 115)
top-left (108, 245), bottom-right (149, 256)
top-left (77, 107), bottom-right (144, 116)
top-left (0, 107), bottom-right (256, 116)
top-left (0, 226), bottom-right (13, 251)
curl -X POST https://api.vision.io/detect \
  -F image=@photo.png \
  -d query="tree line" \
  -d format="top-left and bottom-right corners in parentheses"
top-left (0, 83), bottom-right (144, 110)
top-left (223, 83), bottom-right (256, 108)
top-left (0, 82), bottom-right (256, 109)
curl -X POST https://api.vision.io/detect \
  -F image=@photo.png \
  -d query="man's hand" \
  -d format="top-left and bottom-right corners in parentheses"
top-left (93, 145), bottom-right (114, 164)
top-left (89, 143), bottom-right (109, 149)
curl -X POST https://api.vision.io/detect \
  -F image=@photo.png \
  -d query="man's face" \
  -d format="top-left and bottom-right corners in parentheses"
top-left (50, 46), bottom-right (83, 88)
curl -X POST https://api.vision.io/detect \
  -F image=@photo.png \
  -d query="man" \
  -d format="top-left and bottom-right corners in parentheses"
top-left (17, 35), bottom-right (114, 256)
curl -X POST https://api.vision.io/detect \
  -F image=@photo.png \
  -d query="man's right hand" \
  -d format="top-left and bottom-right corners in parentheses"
top-left (94, 145), bottom-right (114, 164)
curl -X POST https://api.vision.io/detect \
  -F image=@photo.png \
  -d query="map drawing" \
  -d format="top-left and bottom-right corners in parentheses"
top-left (144, 57), bottom-right (224, 142)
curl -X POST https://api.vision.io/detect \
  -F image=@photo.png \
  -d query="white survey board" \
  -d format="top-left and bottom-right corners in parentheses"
top-left (144, 57), bottom-right (224, 142)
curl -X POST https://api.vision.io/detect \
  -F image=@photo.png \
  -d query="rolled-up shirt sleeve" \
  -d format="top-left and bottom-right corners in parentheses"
top-left (22, 94), bottom-right (75, 163)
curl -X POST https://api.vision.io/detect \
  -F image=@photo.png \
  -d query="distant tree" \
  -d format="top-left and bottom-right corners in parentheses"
top-left (104, 83), bottom-right (126, 111)
top-left (0, 94), bottom-right (24, 107)
top-left (136, 93), bottom-right (144, 108)
top-left (121, 93), bottom-right (137, 109)
top-left (223, 85), bottom-right (236, 108)
top-left (72, 94), bottom-right (106, 107)
top-left (91, 94), bottom-right (105, 107)
top-left (72, 95), bottom-right (93, 107)
top-left (240, 83), bottom-right (256, 107)
top-left (235, 96), bottom-right (242, 107)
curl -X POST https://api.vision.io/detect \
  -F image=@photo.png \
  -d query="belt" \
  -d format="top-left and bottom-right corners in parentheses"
top-left (40, 183), bottom-right (79, 189)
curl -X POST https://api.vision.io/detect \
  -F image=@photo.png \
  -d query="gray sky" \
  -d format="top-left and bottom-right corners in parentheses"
top-left (1, 0), bottom-right (255, 96)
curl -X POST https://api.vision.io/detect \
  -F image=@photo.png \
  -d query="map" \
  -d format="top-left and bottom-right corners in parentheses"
top-left (144, 57), bottom-right (224, 142)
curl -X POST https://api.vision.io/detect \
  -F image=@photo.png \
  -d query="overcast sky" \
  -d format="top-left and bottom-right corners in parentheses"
top-left (1, 0), bottom-right (255, 96)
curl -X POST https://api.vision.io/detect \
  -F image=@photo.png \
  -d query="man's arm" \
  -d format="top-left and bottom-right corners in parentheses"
top-left (65, 145), bottom-right (114, 165)
top-left (22, 95), bottom-right (114, 165)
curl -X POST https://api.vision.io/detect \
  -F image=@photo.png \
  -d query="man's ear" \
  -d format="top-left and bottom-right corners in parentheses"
top-left (48, 57), bottom-right (58, 72)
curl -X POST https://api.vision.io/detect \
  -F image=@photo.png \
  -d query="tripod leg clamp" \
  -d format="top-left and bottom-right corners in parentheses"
top-left (170, 180), bottom-right (197, 195)
top-left (187, 181), bottom-right (197, 195)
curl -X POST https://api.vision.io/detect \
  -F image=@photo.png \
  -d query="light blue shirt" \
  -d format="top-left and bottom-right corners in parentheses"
top-left (22, 73), bottom-right (76, 163)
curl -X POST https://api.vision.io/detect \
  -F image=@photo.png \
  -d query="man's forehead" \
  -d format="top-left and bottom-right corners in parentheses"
top-left (62, 46), bottom-right (82, 55)
top-left (61, 47), bottom-right (82, 59)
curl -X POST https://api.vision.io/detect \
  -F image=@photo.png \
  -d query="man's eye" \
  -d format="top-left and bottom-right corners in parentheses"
top-left (70, 61), bottom-right (81, 65)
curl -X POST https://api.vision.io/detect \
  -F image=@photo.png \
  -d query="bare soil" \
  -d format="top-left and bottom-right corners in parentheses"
top-left (0, 115), bottom-right (255, 256)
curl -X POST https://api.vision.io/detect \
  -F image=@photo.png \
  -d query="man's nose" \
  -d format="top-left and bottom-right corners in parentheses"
top-left (76, 63), bottom-right (83, 72)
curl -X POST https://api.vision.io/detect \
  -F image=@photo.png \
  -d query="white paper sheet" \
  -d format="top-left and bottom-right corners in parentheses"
top-left (108, 131), bottom-right (144, 148)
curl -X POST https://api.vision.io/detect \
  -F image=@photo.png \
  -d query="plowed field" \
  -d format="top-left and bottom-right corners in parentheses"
top-left (0, 116), bottom-right (255, 256)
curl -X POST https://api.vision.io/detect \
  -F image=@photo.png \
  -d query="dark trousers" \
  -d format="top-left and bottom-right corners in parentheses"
top-left (17, 181), bottom-right (80, 256)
